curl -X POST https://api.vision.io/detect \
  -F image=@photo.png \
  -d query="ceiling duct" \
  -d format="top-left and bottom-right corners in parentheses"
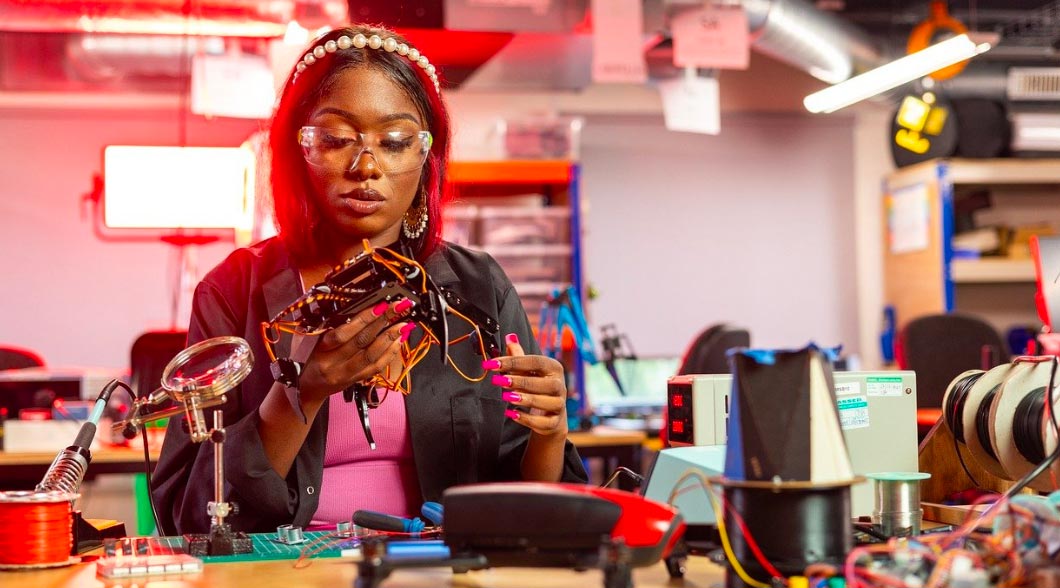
top-left (741, 0), bottom-right (881, 84)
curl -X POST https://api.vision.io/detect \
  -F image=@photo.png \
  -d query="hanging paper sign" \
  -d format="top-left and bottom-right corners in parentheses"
top-left (671, 4), bottom-right (750, 70)
top-left (590, 0), bottom-right (647, 83)
top-left (658, 68), bottom-right (720, 135)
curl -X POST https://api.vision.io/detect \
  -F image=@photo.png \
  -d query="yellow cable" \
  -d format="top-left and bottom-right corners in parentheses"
top-left (669, 471), bottom-right (772, 588)
top-left (706, 488), bottom-right (771, 588)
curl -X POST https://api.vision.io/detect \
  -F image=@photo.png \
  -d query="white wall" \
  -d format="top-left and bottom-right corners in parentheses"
top-left (852, 105), bottom-right (896, 368)
top-left (0, 107), bottom-right (258, 369)
top-left (579, 113), bottom-right (858, 357)
top-left (2, 63), bottom-right (869, 369)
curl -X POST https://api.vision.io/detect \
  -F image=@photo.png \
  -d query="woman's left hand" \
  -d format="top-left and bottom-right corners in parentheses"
top-left (486, 334), bottom-right (568, 438)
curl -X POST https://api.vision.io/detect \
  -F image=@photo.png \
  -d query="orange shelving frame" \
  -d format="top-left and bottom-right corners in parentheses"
top-left (447, 160), bottom-right (573, 186)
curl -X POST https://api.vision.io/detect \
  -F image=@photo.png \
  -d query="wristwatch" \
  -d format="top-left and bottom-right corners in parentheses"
top-left (270, 357), bottom-right (304, 389)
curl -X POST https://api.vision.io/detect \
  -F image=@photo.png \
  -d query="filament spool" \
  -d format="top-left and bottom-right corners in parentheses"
top-left (992, 359), bottom-right (1059, 492)
top-left (719, 480), bottom-right (854, 588)
top-left (866, 472), bottom-right (930, 538)
top-left (0, 490), bottom-right (78, 569)
top-left (952, 365), bottom-right (1017, 480)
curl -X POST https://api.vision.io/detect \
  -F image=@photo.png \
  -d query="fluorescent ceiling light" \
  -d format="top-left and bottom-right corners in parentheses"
top-left (804, 34), bottom-right (991, 114)
top-left (104, 146), bottom-right (255, 231)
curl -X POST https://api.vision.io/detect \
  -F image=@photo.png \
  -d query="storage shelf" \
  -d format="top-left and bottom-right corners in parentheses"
top-left (448, 160), bottom-right (573, 185)
top-left (950, 258), bottom-right (1036, 283)
top-left (891, 158), bottom-right (1060, 187)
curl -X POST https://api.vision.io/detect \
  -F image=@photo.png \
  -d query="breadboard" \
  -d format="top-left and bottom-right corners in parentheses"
top-left (143, 531), bottom-right (360, 563)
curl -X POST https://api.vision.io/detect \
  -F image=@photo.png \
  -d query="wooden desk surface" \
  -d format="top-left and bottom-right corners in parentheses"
top-left (567, 429), bottom-right (647, 448)
top-left (3, 553), bottom-right (721, 588)
top-left (0, 447), bottom-right (160, 466)
top-left (0, 431), bottom-right (645, 463)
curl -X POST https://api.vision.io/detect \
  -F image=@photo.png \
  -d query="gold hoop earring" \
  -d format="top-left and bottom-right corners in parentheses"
top-left (402, 189), bottom-right (428, 240)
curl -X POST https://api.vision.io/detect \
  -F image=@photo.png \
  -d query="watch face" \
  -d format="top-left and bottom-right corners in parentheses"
top-left (271, 358), bottom-right (300, 388)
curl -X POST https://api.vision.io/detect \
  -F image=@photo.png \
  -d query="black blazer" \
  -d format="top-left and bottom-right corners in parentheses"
top-left (151, 238), bottom-right (587, 534)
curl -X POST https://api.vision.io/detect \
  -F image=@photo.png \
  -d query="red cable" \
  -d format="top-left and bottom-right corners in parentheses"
top-left (720, 493), bottom-right (786, 580)
top-left (0, 499), bottom-right (73, 566)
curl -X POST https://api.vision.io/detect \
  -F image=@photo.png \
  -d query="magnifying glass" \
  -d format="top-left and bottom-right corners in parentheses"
top-left (114, 336), bottom-right (253, 443)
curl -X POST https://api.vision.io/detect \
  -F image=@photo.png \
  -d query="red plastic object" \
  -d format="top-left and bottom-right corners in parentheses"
top-left (559, 483), bottom-right (686, 558)
top-left (916, 408), bottom-right (942, 427)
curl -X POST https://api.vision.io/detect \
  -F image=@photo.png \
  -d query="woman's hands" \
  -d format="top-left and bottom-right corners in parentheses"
top-left (484, 333), bottom-right (569, 439)
top-left (297, 299), bottom-right (416, 404)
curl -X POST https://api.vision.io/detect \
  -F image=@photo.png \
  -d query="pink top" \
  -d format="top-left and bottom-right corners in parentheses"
top-left (311, 391), bottom-right (421, 525)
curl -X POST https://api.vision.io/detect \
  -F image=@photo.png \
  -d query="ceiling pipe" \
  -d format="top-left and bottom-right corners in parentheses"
top-left (741, 0), bottom-right (883, 84)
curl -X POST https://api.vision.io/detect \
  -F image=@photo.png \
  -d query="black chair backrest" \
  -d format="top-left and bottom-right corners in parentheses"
top-left (0, 346), bottom-right (44, 371)
top-left (897, 313), bottom-right (1007, 410)
top-left (678, 324), bottom-right (751, 375)
top-left (130, 331), bottom-right (188, 399)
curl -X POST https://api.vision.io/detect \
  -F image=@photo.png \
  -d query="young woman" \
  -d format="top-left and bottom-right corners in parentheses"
top-left (152, 24), bottom-right (587, 534)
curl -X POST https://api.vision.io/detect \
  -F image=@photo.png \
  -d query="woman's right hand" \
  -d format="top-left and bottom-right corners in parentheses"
top-left (296, 300), bottom-right (415, 404)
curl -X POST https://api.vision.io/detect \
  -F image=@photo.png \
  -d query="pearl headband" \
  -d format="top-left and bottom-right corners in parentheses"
top-left (292, 32), bottom-right (440, 92)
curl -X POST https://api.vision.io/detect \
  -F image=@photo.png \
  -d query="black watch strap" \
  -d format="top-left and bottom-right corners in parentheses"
top-left (270, 358), bottom-right (303, 389)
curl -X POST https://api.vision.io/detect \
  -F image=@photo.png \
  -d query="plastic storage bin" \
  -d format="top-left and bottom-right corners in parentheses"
top-left (483, 244), bottom-right (572, 283)
top-left (498, 117), bottom-right (583, 160)
top-left (513, 282), bottom-right (564, 321)
top-left (441, 205), bottom-right (478, 246)
top-left (478, 206), bottom-right (570, 246)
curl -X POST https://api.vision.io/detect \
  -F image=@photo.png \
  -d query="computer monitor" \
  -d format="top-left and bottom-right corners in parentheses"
top-left (583, 357), bottom-right (679, 422)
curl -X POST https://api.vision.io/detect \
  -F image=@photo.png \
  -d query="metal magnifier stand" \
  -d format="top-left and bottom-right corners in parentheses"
top-left (114, 336), bottom-right (255, 556)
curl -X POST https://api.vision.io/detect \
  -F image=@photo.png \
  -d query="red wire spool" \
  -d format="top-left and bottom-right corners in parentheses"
top-left (0, 490), bottom-right (78, 569)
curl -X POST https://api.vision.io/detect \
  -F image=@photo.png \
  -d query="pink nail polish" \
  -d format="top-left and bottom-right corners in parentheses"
top-left (505, 409), bottom-right (520, 420)
top-left (372, 302), bottom-right (389, 316)
top-left (505, 333), bottom-right (520, 346)
top-left (491, 374), bottom-right (512, 387)
top-left (400, 322), bottom-right (417, 334)
top-left (395, 298), bottom-right (414, 313)
top-left (482, 359), bottom-right (501, 370)
top-left (501, 391), bottom-right (521, 403)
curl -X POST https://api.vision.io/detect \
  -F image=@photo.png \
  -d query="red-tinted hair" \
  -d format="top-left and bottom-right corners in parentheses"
top-left (269, 24), bottom-right (450, 265)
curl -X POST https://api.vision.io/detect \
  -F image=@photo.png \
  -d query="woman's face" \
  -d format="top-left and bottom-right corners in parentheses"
top-left (303, 65), bottom-right (426, 255)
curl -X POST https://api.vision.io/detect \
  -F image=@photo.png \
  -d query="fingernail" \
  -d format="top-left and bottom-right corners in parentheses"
top-left (372, 302), bottom-right (389, 316)
top-left (395, 299), bottom-right (415, 313)
top-left (482, 359), bottom-right (501, 370)
top-left (399, 323), bottom-right (416, 342)
top-left (492, 374), bottom-right (512, 387)
top-left (505, 409), bottom-right (520, 420)
top-left (501, 391), bottom-right (521, 403)
top-left (505, 333), bottom-right (520, 346)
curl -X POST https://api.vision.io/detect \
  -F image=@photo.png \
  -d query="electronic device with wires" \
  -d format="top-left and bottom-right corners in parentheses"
top-left (262, 239), bottom-right (501, 375)
top-left (261, 240), bottom-right (502, 449)
top-left (661, 370), bottom-right (918, 519)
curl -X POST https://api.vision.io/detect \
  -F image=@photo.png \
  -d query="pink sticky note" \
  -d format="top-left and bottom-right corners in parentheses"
top-left (671, 4), bottom-right (750, 70)
top-left (590, 0), bottom-right (647, 83)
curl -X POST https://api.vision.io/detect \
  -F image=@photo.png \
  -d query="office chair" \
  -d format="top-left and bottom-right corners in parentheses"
top-left (129, 331), bottom-right (188, 399)
top-left (895, 313), bottom-right (1007, 437)
top-left (0, 346), bottom-right (44, 371)
top-left (677, 323), bottom-right (751, 376)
